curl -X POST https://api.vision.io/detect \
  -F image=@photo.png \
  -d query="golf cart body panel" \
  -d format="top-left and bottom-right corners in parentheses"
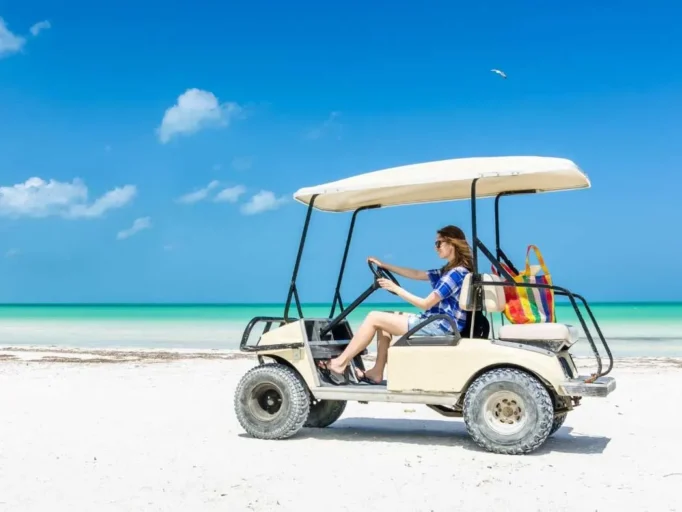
top-left (256, 320), bottom-right (320, 390)
top-left (293, 156), bottom-right (590, 212)
top-left (235, 155), bottom-right (616, 455)
top-left (386, 338), bottom-right (567, 394)
top-left (388, 340), bottom-right (614, 398)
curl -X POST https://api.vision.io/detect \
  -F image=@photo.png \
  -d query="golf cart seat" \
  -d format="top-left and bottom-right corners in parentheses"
top-left (459, 273), bottom-right (580, 349)
top-left (393, 305), bottom-right (490, 346)
top-left (497, 323), bottom-right (579, 346)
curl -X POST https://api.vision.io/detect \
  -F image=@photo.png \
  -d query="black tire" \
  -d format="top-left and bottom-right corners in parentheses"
top-left (304, 400), bottom-right (347, 428)
top-left (549, 396), bottom-right (570, 436)
top-left (549, 413), bottom-right (567, 436)
top-left (463, 368), bottom-right (554, 455)
top-left (234, 363), bottom-right (310, 440)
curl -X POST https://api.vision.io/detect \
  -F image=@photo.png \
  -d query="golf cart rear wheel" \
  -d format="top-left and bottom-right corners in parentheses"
top-left (463, 368), bottom-right (554, 455)
top-left (234, 363), bottom-right (310, 440)
top-left (304, 399), bottom-right (347, 428)
top-left (550, 413), bottom-right (567, 436)
top-left (549, 396), bottom-right (569, 436)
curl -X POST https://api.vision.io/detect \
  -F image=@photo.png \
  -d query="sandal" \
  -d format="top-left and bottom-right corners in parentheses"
top-left (354, 369), bottom-right (382, 385)
top-left (317, 361), bottom-right (349, 386)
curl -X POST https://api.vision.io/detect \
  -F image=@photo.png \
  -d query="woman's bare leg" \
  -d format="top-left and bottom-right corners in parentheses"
top-left (359, 329), bottom-right (391, 383)
top-left (326, 312), bottom-right (407, 376)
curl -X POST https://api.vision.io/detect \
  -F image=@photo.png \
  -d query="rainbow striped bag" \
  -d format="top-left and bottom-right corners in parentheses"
top-left (494, 245), bottom-right (556, 324)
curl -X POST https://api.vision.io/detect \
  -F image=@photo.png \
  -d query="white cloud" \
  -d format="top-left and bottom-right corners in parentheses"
top-left (117, 217), bottom-right (152, 240)
top-left (0, 177), bottom-right (136, 219)
top-left (305, 111), bottom-right (341, 140)
top-left (157, 88), bottom-right (242, 144)
top-left (29, 20), bottom-right (51, 37)
top-left (176, 180), bottom-right (220, 204)
top-left (214, 185), bottom-right (246, 203)
top-left (0, 17), bottom-right (26, 57)
top-left (67, 185), bottom-right (137, 219)
top-left (240, 190), bottom-right (287, 215)
top-left (231, 156), bottom-right (253, 172)
top-left (5, 248), bottom-right (20, 258)
top-left (176, 180), bottom-right (247, 206)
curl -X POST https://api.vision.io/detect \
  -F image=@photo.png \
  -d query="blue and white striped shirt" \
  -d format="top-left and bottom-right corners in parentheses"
top-left (417, 266), bottom-right (470, 333)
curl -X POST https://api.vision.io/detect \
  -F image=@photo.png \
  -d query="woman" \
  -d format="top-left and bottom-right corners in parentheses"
top-left (319, 224), bottom-right (474, 385)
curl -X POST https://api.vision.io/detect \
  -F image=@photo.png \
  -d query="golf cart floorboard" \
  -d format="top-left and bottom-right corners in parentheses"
top-left (314, 381), bottom-right (461, 406)
top-left (319, 380), bottom-right (389, 388)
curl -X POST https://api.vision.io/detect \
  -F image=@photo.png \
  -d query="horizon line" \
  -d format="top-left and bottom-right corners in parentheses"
top-left (0, 301), bottom-right (679, 307)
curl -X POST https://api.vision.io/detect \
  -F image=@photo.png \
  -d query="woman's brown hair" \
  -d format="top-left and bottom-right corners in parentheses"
top-left (437, 225), bottom-right (474, 273)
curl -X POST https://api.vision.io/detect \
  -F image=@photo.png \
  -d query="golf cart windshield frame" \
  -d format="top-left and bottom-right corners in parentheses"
top-left (329, 204), bottom-right (380, 318)
top-left (283, 194), bottom-right (317, 322)
top-left (281, 177), bottom-right (613, 380)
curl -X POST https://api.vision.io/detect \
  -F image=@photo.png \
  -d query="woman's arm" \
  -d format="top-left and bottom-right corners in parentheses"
top-left (392, 288), bottom-right (441, 311)
top-left (377, 267), bottom-right (465, 311)
top-left (368, 257), bottom-right (428, 281)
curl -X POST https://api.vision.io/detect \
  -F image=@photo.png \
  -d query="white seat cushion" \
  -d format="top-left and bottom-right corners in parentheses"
top-left (458, 273), bottom-right (506, 313)
top-left (498, 323), bottom-right (579, 345)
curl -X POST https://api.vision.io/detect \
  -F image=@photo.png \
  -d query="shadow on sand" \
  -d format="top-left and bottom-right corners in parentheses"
top-left (245, 417), bottom-right (611, 455)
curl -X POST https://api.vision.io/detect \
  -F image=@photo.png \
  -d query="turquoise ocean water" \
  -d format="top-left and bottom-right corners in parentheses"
top-left (0, 302), bottom-right (681, 357)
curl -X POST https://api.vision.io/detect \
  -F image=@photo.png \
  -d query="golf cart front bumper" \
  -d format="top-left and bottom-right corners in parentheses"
top-left (557, 376), bottom-right (616, 397)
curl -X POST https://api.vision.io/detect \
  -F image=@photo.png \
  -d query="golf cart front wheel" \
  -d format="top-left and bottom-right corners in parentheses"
top-left (234, 363), bottom-right (310, 440)
top-left (463, 368), bottom-right (554, 455)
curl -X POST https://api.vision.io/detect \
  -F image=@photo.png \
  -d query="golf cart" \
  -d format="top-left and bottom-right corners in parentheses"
top-left (234, 156), bottom-right (615, 455)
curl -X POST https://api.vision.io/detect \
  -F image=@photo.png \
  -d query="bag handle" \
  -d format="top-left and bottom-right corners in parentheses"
top-left (524, 245), bottom-right (550, 275)
top-left (491, 261), bottom-right (516, 278)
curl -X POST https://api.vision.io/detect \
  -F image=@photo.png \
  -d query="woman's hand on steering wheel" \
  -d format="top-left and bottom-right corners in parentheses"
top-left (377, 277), bottom-right (399, 294)
top-left (367, 257), bottom-right (401, 294)
top-left (367, 256), bottom-right (383, 268)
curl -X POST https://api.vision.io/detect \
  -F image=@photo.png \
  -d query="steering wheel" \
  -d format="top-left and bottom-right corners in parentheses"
top-left (368, 260), bottom-right (401, 292)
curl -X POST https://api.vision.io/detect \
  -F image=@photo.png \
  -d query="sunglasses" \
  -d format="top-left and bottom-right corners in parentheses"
top-left (435, 240), bottom-right (444, 248)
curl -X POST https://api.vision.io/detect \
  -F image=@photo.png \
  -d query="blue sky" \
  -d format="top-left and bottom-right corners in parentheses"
top-left (1, 0), bottom-right (681, 303)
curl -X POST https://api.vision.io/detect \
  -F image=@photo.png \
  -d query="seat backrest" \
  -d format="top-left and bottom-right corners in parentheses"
top-left (461, 309), bottom-right (490, 339)
top-left (458, 273), bottom-right (506, 313)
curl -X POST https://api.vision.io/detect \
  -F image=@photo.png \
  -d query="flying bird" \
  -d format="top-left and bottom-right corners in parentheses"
top-left (491, 69), bottom-right (507, 79)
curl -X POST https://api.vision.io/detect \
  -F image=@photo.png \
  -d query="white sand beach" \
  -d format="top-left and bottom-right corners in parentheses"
top-left (1, 348), bottom-right (680, 511)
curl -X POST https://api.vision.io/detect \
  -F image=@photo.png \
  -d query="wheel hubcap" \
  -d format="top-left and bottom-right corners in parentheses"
top-left (249, 383), bottom-right (284, 421)
top-left (483, 390), bottom-right (527, 435)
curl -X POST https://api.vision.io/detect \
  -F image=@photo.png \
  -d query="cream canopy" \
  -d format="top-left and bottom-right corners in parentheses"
top-left (293, 156), bottom-right (590, 212)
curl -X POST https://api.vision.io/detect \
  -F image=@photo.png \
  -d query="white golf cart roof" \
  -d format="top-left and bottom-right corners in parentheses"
top-left (293, 156), bottom-right (590, 212)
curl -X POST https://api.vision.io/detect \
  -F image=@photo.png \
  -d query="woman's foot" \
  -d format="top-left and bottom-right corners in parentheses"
top-left (355, 367), bottom-right (383, 384)
top-left (326, 358), bottom-right (347, 376)
top-left (317, 359), bottom-right (349, 385)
